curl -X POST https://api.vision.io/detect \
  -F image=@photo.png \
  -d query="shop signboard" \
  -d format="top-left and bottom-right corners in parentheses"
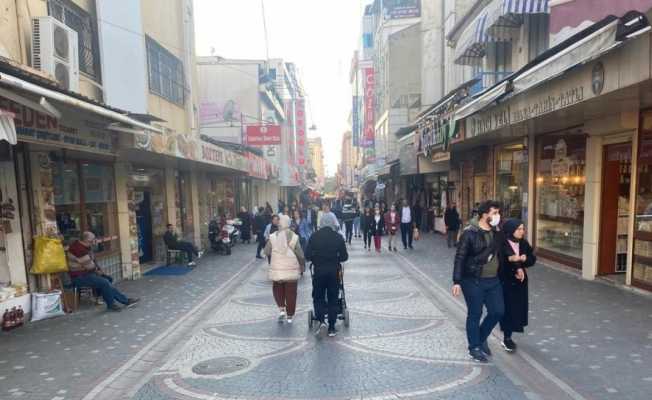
top-left (246, 152), bottom-right (268, 180)
top-left (0, 97), bottom-right (115, 154)
top-left (295, 98), bottom-right (307, 166)
top-left (383, 0), bottom-right (421, 19)
top-left (200, 143), bottom-right (248, 172)
top-left (363, 67), bottom-right (375, 148)
top-left (245, 124), bottom-right (281, 146)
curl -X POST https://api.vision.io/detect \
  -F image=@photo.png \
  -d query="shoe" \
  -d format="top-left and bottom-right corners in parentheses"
top-left (198, 251), bottom-right (204, 258)
top-left (107, 304), bottom-right (122, 312)
top-left (278, 310), bottom-right (286, 323)
top-left (328, 327), bottom-right (338, 337)
top-left (502, 338), bottom-right (517, 352)
top-left (125, 298), bottom-right (140, 308)
top-left (404, 246), bottom-right (407, 250)
top-left (188, 261), bottom-right (196, 267)
top-left (469, 347), bottom-right (488, 363)
top-left (315, 323), bottom-right (328, 337)
top-left (256, 255), bottom-right (264, 259)
top-left (409, 245), bottom-right (414, 250)
top-left (287, 316), bottom-right (294, 324)
top-left (96, 298), bottom-right (105, 306)
top-left (368, 248), bottom-right (371, 252)
top-left (480, 341), bottom-right (492, 357)
top-left (393, 247), bottom-right (397, 252)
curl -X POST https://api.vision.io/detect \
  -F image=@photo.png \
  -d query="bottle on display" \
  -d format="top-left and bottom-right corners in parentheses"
top-left (16, 306), bottom-right (24, 327)
top-left (1, 309), bottom-right (10, 331)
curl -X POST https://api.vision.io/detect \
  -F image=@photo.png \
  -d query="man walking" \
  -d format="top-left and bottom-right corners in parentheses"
top-left (399, 199), bottom-right (414, 250)
top-left (254, 207), bottom-right (269, 259)
top-left (451, 200), bottom-right (504, 363)
top-left (444, 202), bottom-right (461, 248)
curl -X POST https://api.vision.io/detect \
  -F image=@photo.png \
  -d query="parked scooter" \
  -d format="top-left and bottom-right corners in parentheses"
top-left (226, 218), bottom-right (242, 245)
top-left (208, 219), bottom-right (231, 255)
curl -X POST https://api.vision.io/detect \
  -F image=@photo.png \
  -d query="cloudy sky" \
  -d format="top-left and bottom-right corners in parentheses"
top-left (194, 0), bottom-right (366, 176)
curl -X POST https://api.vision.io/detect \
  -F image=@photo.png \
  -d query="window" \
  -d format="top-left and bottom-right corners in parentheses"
top-left (48, 0), bottom-right (101, 80)
top-left (146, 36), bottom-right (186, 106)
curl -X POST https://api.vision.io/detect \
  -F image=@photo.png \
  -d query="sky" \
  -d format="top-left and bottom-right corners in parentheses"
top-left (193, 0), bottom-right (365, 177)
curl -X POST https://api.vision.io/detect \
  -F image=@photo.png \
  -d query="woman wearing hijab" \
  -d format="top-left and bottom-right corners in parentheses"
top-left (264, 215), bottom-right (305, 324)
top-left (498, 219), bottom-right (536, 353)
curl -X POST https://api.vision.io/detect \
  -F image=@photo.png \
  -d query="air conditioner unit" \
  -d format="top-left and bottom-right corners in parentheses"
top-left (32, 16), bottom-right (79, 92)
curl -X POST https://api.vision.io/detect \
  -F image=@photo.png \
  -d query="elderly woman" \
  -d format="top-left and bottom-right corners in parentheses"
top-left (264, 214), bottom-right (305, 324)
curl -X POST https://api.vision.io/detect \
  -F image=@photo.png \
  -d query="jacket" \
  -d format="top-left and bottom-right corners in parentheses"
top-left (264, 230), bottom-right (304, 281)
top-left (444, 208), bottom-right (461, 231)
top-left (498, 238), bottom-right (536, 332)
top-left (305, 227), bottom-right (348, 276)
top-left (369, 215), bottom-right (385, 236)
top-left (384, 211), bottom-right (400, 234)
top-left (452, 218), bottom-right (497, 284)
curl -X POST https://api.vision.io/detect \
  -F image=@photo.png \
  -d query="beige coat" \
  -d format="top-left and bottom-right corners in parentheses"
top-left (264, 230), bottom-right (305, 282)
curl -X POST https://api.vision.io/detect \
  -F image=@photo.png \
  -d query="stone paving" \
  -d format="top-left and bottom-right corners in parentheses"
top-left (398, 232), bottom-right (652, 400)
top-left (128, 242), bottom-right (533, 400)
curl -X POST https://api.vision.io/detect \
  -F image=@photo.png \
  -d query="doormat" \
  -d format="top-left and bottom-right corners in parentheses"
top-left (144, 265), bottom-right (192, 276)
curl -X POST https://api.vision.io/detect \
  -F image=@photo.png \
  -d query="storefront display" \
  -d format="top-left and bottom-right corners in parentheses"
top-left (633, 112), bottom-right (652, 289)
top-left (535, 133), bottom-right (586, 264)
top-left (130, 167), bottom-right (166, 264)
top-left (495, 143), bottom-right (528, 220)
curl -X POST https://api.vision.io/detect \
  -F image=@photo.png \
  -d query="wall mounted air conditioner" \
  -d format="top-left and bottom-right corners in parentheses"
top-left (32, 16), bottom-right (79, 92)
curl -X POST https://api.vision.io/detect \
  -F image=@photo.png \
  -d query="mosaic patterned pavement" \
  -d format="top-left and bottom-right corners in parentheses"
top-left (129, 244), bottom-right (531, 400)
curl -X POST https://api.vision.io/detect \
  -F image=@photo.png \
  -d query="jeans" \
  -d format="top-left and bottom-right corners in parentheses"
top-left (400, 222), bottom-right (413, 248)
top-left (461, 277), bottom-right (505, 350)
top-left (344, 221), bottom-right (353, 243)
top-left (447, 229), bottom-right (459, 248)
top-left (72, 272), bottom-right (129, 309)
top-left (363, 230), bottom-right (372, 248)
top-left (171, 241), bottom-right (198, 261)
top-left (273, 281), bottom-right (298, 317)
top-left (313, 272), bottom-right (339, 329)
top-left (353, 217), bottom-right (360, 236)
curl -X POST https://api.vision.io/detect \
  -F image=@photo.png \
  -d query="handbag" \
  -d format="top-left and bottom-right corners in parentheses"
top-left (413, 228), bottom-right (420, 241)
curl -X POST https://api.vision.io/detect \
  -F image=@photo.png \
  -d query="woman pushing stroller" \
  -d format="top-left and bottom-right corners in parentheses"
top-left (305, 212), bottom-right (348, 337)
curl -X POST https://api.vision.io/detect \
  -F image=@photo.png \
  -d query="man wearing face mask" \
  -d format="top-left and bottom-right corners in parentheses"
top-left (451, 200), bottom-right (504, 363)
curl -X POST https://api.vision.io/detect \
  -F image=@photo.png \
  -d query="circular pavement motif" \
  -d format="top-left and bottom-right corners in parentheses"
top-left (192, 357), bottom-right (251, 376)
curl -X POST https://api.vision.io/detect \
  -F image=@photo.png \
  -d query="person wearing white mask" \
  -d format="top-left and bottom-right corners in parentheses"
top-left (450, 200), bottom-right (504, 363)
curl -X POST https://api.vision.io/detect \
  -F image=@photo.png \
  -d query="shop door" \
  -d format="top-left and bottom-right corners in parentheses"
top-left (136, 190), bottom-right (153, 264)
top-left (598, 143), bottom-right (632, 275)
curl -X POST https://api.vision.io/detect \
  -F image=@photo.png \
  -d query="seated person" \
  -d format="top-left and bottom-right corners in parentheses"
top-left (68, 232), bottom-right (139, 312)
top-left (163, 224), bottom-right (203, 266)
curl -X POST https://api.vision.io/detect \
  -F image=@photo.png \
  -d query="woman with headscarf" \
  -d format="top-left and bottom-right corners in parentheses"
top-left (498, 219), bottom-right (536, 353)
top-left (264, 215), bottom-right (305, 324)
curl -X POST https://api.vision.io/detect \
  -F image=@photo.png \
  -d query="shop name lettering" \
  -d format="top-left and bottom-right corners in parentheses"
top-left (470, 86), bottom-right (585, 136)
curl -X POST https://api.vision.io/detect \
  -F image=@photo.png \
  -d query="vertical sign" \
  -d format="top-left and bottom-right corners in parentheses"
top-left (296, 97), bottom-right (307, 166)
top-left (352, 96), bottom-right (360, 147)
top-left (363, 67), bottom-right (376, 162)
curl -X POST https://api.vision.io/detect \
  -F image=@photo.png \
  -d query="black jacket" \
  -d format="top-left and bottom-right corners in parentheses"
top-left (360, 214), bottom-right (372, 232)
top-left (498, 238), bottom-right (536, 333)
top-left (305, 227), bottom-right (348, 276)
top-left (453, 221), bottom-right (497, 284)
top-left (368, 215), bottom-right (385, 236)
top-left (444, 208), bottom-right (461, 231)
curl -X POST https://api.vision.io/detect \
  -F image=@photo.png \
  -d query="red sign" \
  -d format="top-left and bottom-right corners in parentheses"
top-left (245, 125), bottom-right (281, 146)
top-left (295, 98), bottom-right (307, 166)
top-left (246, 152), bottom-right (268, 179)
top-left (363, 67), bottom-right (375, 148)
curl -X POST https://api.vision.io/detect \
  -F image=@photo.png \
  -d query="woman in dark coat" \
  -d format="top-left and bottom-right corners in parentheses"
top-left (498, 219), bottom-right (536, 353)
top-left (360, 207), bottom-right (373, 250)
top-left (237, 207), bottom-right (252, 244)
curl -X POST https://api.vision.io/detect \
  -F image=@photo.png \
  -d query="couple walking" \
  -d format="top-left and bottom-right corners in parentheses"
top-left (361, 200), bottom-right (416, 252)
top-left (452, 201), bottom-right (535, 362)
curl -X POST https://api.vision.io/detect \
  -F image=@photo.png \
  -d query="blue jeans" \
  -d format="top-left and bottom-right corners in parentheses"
top-left (461, 277), bottom-right (505, 350)
top-left (72, 272), bottom-right (129, 308)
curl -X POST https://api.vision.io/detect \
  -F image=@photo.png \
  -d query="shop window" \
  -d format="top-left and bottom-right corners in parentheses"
top-left (496, 143), bottom-right (528, 220)
top-left (535, 134), bottom-right (586, 263)
top-left (633, 112), bottom-right (652, 289)
top-left (53, 160), bottom-right (118, 255)
top-left (146, 36), bottom-right (185, 106)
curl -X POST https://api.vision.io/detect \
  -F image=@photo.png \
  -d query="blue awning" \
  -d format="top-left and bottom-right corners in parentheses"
top-left (454, 10), bottom-right (498, 65)
top-left (486, 0), bottom-right (550, 40)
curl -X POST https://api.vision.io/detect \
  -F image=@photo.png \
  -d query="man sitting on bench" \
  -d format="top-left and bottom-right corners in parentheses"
top-left (68, 232), bottom-right (139, 312)
top-left (163, 224), bottom-right (203, 267)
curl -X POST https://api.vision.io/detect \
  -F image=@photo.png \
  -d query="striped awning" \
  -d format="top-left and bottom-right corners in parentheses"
top-left (454, 10), bottom-right (499, 65)
top-left (486, 0), bottom-right (550, 40)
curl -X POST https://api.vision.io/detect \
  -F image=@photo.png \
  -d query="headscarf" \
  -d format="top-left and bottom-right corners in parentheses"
top-left (502, 218), bottom-right (524, 242)
top-left (319, 212), bottom-right (339, 231)
top-left (274, 214), bottom-right (291, 252)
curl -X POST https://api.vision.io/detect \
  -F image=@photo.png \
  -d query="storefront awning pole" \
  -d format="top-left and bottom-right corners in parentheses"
top-left (0, 72), bottom-right (162, 133)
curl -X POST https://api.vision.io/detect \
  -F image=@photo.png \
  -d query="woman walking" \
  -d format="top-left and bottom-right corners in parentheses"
top-left (237, 206), bottom-right (252, 244)
top-left (264, 215), bottom-right (305, 324)
top-left (370, 207), bottom-right (385, 253)
top-left (384, 204), bottom-right (400, 252)
top-left (498, 219), bottom-right (536, 352)
top-left (361, 207), bottom-right (373, 250)
top-left (292, 209), bottom-right (312, 252)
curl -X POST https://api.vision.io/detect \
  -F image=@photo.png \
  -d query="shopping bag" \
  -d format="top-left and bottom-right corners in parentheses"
top-left (30, 236), bottom-right (68, 274)
top-left (413, 228), bottom-right (420, 241)
top-left (31, 291), bottom-right (66, 321)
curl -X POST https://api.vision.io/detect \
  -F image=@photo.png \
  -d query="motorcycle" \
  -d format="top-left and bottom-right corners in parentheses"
top-left (226, 218), bottom-right (242, 245)
top-left (208, 219), bottom-right (231, 255)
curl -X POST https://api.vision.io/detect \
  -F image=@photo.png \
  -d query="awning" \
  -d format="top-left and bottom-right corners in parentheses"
top-left (486, 0), bottom-right (550, 41)
top-left (0, 112), bottom-right (17, 144)
top-left (454, 10), bottom-right (497, 65)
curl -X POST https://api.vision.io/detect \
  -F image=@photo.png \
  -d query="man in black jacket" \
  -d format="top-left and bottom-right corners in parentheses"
top-left (305, 213), bottom-right (348, 337)
top-left (451, 200), bottom-right (504, 363)
top-left (254, 208), bottom-right (269, 259)
top-left (444, 203), bottom-right (461, 248)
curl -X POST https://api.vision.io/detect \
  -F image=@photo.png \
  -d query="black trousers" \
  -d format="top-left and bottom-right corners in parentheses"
top-left (256, 233), bottom-right (265, 257)
top-left (362, 229), bottom-right (372, 248)
top-left (344, 221), bottom-right (353, 243)
top-left (172, 241), bottom-right (198, 261)
top-left (313, 272), bottom-right (339, 329)
top-left (400, 223), bottom-right (413, 248)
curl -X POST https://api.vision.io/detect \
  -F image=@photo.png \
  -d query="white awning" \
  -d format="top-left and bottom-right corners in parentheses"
top-left (454, 10), bottom-right (498, 65)
top-left (0, 113), bottom-right (17, 145)
top-left (486, 0), bottom-right (550, 41)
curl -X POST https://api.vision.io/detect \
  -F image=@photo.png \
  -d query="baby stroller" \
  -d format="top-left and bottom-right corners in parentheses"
top-left (308, 263), bottom-right (350, 329)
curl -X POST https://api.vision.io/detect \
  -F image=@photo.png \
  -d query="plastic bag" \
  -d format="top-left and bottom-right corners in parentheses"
top-left (413, 228), bottom-right (420, 241)
top-left (31, 291), bottom-right (65, 321)
top-left (30, 236), bottom-right (68, 274)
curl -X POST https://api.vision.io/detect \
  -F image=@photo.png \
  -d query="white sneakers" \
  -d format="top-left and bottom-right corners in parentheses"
top-left (278, 309), bottom-right (286, 323)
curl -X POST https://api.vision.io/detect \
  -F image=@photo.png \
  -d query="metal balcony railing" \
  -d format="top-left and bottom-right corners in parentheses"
top-left (469, 71), bottom-right (513, 96)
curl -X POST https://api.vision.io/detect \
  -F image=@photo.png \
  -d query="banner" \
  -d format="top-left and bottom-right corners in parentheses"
top-left (383, 0), bottom-right (421, 19)
top-left (295, 98), bottom-right (307, 166)
top-left (363, 67), bottom-right (376, 162)
top-left (245, 125), bottom-right (281, 146)
top-left (352, 96), bottom-right (360, 147)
